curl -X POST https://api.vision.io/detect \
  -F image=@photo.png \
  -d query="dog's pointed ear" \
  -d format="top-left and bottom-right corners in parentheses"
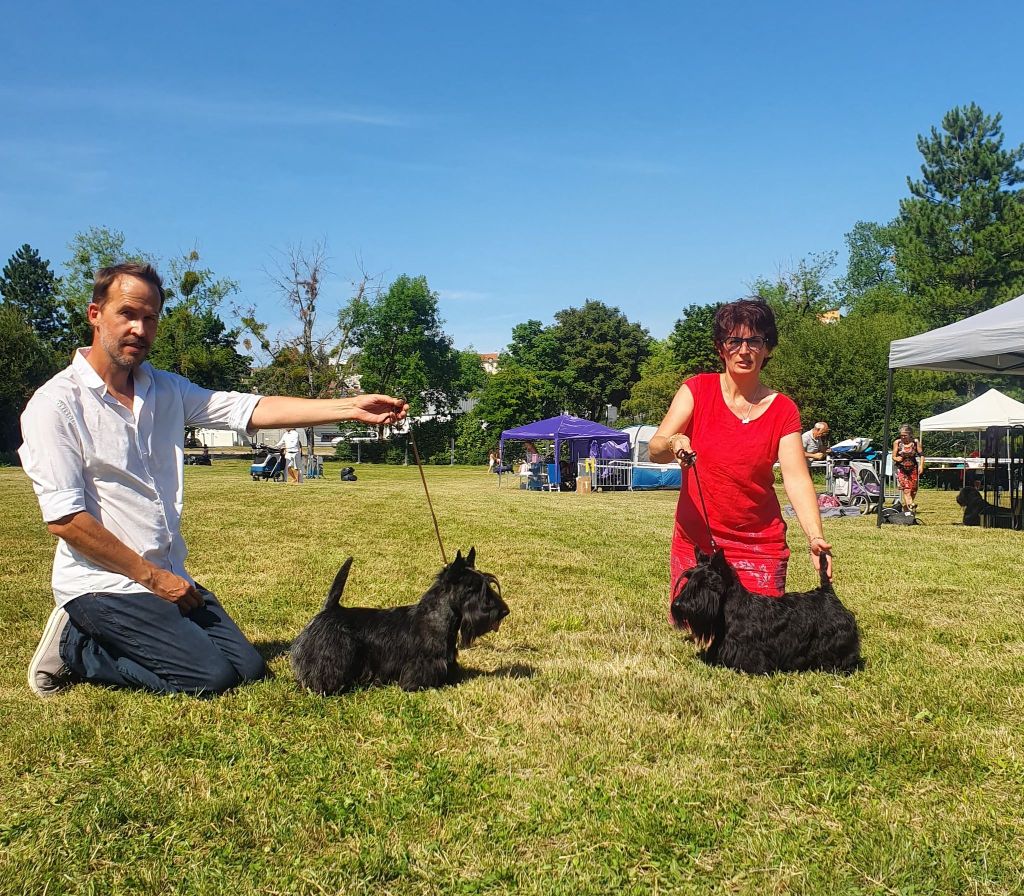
top-left (694, 546), bottom-right (710, 564)
top-left (466, 546), bottom-right (476, 568)
top-left (449, 550), bottom-right (465, 573)
top-left (710, 549), bottom-right (729, 571)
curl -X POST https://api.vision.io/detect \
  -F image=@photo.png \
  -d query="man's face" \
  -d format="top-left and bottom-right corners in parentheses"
top-left (814, 424), bottom-right (828, 438)
top-left (88, 275), bottom-right (161, 371)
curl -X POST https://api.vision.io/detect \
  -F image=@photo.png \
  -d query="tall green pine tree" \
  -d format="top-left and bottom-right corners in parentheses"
top-left (0, 244), bottom-right (65, 349)
top-left (891, 103), bottom-right (1024, 328)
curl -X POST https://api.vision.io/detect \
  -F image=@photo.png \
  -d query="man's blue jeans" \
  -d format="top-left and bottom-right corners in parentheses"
top-left (60, 588), bottom-right (268, 695)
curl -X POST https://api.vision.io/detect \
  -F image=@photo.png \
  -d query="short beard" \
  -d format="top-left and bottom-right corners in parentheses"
top-left (100, 331), bottom-right (149, 370)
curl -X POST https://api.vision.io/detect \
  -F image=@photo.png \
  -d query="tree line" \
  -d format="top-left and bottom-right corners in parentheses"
top-left (3, 103), bottom-right (1023, 463)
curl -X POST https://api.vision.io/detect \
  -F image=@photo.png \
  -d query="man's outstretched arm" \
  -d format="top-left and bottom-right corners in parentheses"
top-left (248, 394), bottom-right (409, 429)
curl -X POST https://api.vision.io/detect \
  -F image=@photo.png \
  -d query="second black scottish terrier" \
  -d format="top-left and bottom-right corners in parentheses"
top-left (291, 548), bottom-right (509, 694)
top-left (956, 485), bottom-right (997, 526)
top-left (671, 548), bottom-right (861, 674)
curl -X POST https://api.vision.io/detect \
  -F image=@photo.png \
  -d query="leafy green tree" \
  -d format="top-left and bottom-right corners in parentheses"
top-left (149, 307), bottom-right (250, 392)
top-left (474, 363), bottom-right (556, 433)
top-left (350, 274), bottom-right (464, 418)
top-left (752, 251), bottom-right (841, 331)
top-left (455, 349), bottom-right (489, 399)
top-left (891, 103), bottom-right (1024, 328)
top-left (620, 338), bottom-right (683, 424)
top-left (842, 221), bottom-right (907, 316)
top-left (454, 362), bottom-right (557, 463)
top-left (501, 319), bottom-right (571, 413)
top-left (506, 319), bottom-right (561, 370)
top-left (550, 300), bottom-right (651, 421)
top-left (844, 221), bottom-right (897, 294)
top-left (0, 244), bottom-right (65, 349)
top-left (0, 305), bottom-right (58, 454)
top-left (148, 250), bottom-right (250, 391)
top-left (620, 370), bottom-right (682, 425)
top-left (766, 311), bottom-right (955, 445)
top-left (666, 303), bottom-right (722, 375)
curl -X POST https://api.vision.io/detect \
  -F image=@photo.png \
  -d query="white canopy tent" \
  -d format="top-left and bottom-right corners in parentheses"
top-left (888, 292), bottom-right (1024, 374)
top-left (879, 292), bottom-right (1024, 525)
top-left (919, 388), bottom-right (1024, 432)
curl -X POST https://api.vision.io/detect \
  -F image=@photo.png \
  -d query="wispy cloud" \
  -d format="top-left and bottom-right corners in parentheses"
top-left (0, 138), bottom-right (110, 195)
top-left (496, 139), bottom-right (678, 178)
top-left (439, 288), bottom-right (492, 303)
top-left (0, 84), bottom-right (417, 129)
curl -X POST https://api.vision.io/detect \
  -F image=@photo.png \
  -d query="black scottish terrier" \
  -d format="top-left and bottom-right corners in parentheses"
top-left (291, 548), bottom-right (509, 694)
top-left (956, 485), bottom-right (997, 526)
top-left (670, 548), bottom-right (861, 675)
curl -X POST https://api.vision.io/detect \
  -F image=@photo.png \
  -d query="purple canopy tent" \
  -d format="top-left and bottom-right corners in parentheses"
top-left (500, 414), bottom-right (631, 487)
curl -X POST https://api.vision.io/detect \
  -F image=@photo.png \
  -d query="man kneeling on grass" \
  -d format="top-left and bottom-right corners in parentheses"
top-left (20, 262), bottom-right (408, 698)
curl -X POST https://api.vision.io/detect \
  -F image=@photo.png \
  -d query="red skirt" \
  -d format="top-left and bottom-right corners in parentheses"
top-left (670, 529), bottom-right (789, 603)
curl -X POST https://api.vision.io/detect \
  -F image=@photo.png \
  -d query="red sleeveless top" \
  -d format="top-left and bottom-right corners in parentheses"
top-left (673, 373), bottom-right (801, 563)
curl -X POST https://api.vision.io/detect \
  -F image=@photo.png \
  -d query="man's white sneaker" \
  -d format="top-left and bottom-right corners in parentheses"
top-left (27, 607), bottom-right (75, 698)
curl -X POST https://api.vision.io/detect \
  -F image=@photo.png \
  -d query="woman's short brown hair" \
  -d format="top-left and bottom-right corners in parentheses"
top-left (713, 297), bottom-right (778, 358)
top-left (92, 262), bottom-right (166, 309)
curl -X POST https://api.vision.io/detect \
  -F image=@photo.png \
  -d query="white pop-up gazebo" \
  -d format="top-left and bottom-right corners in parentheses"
top-left (919, 388), bottom-right (1024, 432)
top-left (880, 293), bottom-right (1024, 525)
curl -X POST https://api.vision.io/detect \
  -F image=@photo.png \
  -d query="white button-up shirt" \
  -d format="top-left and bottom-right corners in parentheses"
top-left (19, 349), bottom-right (262, 607)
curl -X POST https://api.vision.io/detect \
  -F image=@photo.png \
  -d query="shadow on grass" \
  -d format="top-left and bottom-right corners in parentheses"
top-left (253, 640), bottom-right (536, 684)
top-left (254, 640), bottom-right (292, 662)
top-left (458, 663), bottom-right (537, 682)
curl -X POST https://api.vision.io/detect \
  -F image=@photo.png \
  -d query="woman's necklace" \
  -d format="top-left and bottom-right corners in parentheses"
top-left (740, 394), bottom-right (760, 424)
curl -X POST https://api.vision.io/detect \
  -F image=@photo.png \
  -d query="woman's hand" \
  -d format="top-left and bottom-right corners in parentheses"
top-left (809, 535), bottom-right (833, 580)
top-left (668, 433), bottom-right (696, 467)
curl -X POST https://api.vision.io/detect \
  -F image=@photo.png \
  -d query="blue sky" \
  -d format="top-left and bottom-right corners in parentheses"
top-left (3, 2), bottom-right (1023, 353)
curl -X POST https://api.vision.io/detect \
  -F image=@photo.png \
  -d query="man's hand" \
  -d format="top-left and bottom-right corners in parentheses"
top-left (347, 395), bottom-right (409, 426)
top-left (149, 569), bottom-right (204, 615)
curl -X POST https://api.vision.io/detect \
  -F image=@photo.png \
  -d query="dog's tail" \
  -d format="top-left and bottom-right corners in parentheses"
top-left (819, 552), bottom-right (834, 592)
top-left (323, 557), bottom-right (354, 610)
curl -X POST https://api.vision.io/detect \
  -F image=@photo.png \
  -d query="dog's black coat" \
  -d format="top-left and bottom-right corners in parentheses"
top-left (956, 486), bottom-right (996, 526)
top-left (670, 548), bottom-right (861, 675)
top-left (291, 548), bottom-right (509, 694)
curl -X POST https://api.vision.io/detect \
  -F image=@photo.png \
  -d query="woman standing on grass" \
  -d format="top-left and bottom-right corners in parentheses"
top-left (649, 298), bottom-right (832, 605)
top-left (892, 424), bottom-right (924, 512)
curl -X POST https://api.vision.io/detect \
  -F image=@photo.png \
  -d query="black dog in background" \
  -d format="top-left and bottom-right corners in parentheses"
top-left (291, 549), bottom-right (509, 694)
top-left (670, 548), bottom-right (861, 675)
top-left (956, 485), bottom-right (997, 526)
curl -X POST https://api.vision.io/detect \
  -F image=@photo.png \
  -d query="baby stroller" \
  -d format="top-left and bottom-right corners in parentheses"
top-left (250, 446), bottom-right (286, 482)
top-left (829, 458), bottom-right (882, 514)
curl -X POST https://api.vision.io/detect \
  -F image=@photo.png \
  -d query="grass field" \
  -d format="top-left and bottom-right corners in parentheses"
top-left (2, 463), bottom-right (1023, 895)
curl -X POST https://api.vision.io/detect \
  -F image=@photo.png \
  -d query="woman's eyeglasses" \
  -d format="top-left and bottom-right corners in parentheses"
top-left (723, 336), bottom-right (767, 352)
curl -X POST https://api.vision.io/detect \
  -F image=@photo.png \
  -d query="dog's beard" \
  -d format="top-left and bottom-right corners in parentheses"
top-left (458, 573), bottom-right (508, 648)
top-left (671, 567), bottom-right (723, 645)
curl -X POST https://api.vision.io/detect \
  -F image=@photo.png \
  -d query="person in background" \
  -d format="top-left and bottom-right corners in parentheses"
top-left (802, 421), bottom-right (830, 463)
top-left (649, 298), bottom-right (832, 608)
top-left (275, 427), bottom-right (302, 483)
top-left (892, 424), bottom-right (924, 512)
top-left (20, 262), bottom-right (408, 699)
